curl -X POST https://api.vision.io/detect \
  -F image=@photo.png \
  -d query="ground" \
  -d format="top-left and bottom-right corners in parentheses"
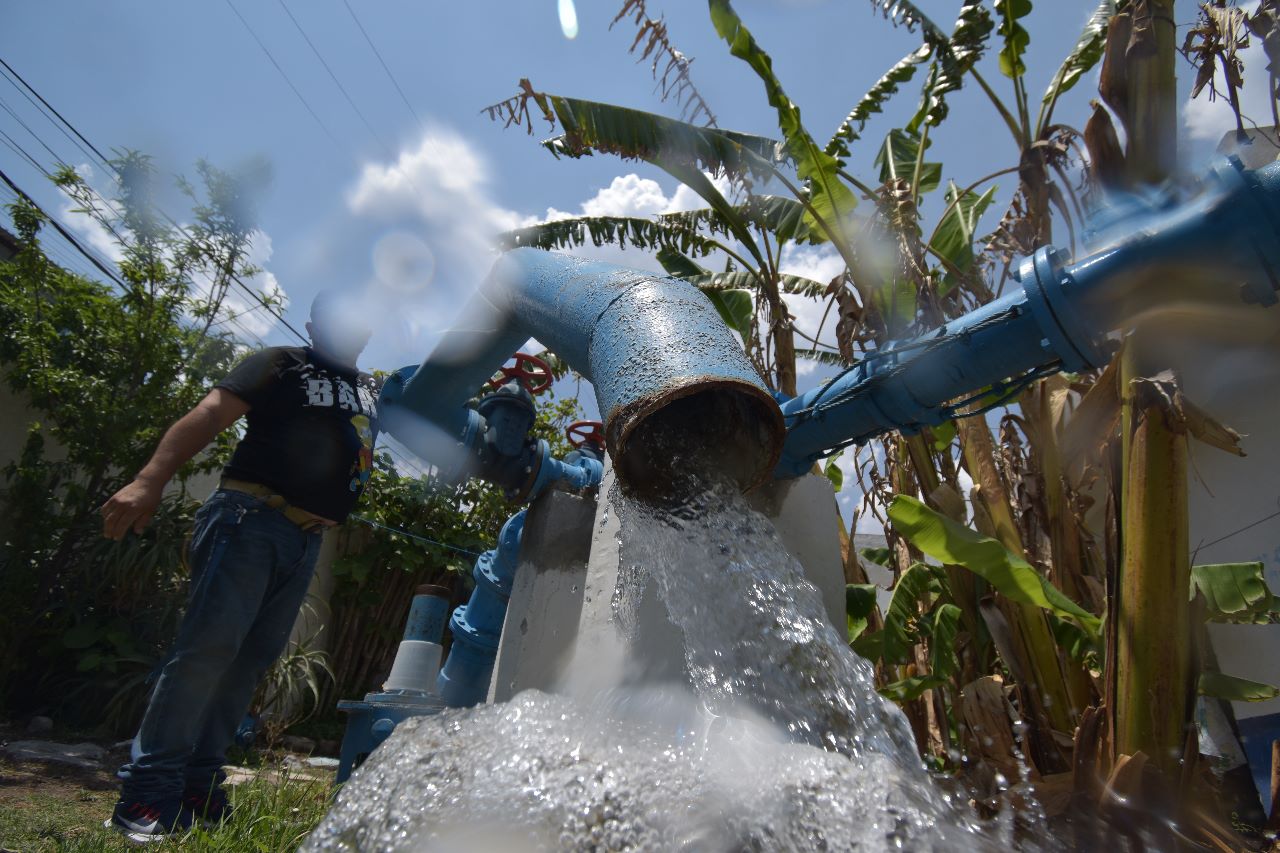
top-left (0, 727), bottom-right (333, 852)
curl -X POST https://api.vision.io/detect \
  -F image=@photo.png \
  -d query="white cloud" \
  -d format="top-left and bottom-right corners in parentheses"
top-left (348, 127), bottom-right (533, 275)
top-left (544, 171), bottom-right (732, 222)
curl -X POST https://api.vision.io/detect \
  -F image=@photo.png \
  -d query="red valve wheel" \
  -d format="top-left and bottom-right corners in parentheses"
top-left (488, 352), bottom-right (553, 395)
top-left (565, 420), bottom-right (605, 450)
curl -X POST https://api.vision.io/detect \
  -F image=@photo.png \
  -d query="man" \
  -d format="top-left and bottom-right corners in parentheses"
top-left (100, 292), bottom-right (378, 842)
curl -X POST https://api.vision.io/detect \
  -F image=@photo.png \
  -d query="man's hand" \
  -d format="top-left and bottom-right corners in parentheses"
top-left (98, 388), bottom-right (250, 541)
top-left (101, 478), bottom-right (166, 540)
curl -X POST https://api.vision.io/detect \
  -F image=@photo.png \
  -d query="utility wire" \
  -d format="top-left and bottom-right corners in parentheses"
top-left (0, 126), bottom-right (45, 174)
top-left (347, 513), bottom-right (485, 558)
top-left (0, 61), bottom-right (310, 348)
top-left (0, 164), bottom-right (129, 290)
top-left (0, 63), bottom-right (111, 177)
top-left (339, 0), bottom-right (426, 131)
top-left (1195, 506), bottom-right (1280, 553)
top-left (0, 92), bottom-right (66, 168)
top-left (273, 0), bottom-right (430, 204)
top-left (0, 57), bottom-right (114, 172)
top-left (222, 0), bottom-right (344, 152)
top-left (275, 0), bottom-right (394, 155)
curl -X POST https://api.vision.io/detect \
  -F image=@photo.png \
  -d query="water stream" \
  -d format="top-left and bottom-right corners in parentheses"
top-left (304, 464), bottom-right (1055, 851)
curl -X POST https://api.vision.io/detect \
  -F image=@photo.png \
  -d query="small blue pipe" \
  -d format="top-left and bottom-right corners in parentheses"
top-left (775, 157), bottom-right (1280, 477)
top-left (402, 589), bottom-right (450, 644)
top-left (437, 509), bottom-right (526, 707)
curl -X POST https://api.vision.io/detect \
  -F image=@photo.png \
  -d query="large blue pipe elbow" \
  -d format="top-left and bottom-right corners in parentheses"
top-left (777, 157), bottom-right (1280, 477)
top-left (381, 250), bottom-right (784, 494)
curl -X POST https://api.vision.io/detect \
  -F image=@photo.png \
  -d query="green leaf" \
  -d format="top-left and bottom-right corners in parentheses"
top-left (540, 94), bottom-right (785, 179)
top-left (824, 455), bottom-right (844, 492)
top-left (995, 0), bottom-right (1032, 79)
top-left (662, 195), bottom-right (820, 246)
top-left (851, 629), bottom-right (885, 662)
top-left (887, 495), bottom-right (1101, 636)
top-left (846, 583), bottom-right (879, 642)
top-left (708, 0), bottom-right (858, 232)
top-left (826, 45), bottom-right (933, 164)
top-left (930, 182), bottom-right (998, 293)
top-left (497, 215), bottom-right (721, 258)
top-left (1199, 671), bottom-right (1280, 702)
top-left (882, 561), bottom-right (944, 665)
top-left (930, 182), bottom-right (998, 275)
top-left (880, 674), bottom-right (948, 702)
top-left (928, 602), bottom-right (962, 678)
top-left (76, 651), bottom-right (104, 673)
top-left (908, 1), bottom-right (995, 131)
top-left (861, 546), bottom-right (893, 568)
top-left (1049, 612), bottom-right (1100, 663)
top-left (1191, 562), bottom-right (1276, 624)
top-left (875, 129), bottom-right (941, 194)
top-left (686, 270), bottom-right (828, 298)
top-left (704, 289), bottom-right (754, 343)
top-left (1041, 0), bottom-right (1118, 111)
top-left (62, 620), bottom-right (102, 650)
top-left (656, 247), bottom-right (710, 279)
top-left (929, 420), bottom-right (957, 452)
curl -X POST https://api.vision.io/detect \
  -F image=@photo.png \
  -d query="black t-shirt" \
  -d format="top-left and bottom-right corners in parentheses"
top-left (216, 346), bottom-right (380, 521)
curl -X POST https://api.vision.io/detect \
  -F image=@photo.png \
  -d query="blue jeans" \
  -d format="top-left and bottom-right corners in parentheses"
top-left (118, 489), bottom-right (323, 802)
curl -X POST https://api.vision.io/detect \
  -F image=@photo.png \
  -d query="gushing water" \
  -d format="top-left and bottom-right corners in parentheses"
top-left (305, 464), bottom-right (1051, 851)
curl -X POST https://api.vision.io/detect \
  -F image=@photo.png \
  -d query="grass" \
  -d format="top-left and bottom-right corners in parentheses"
top-left (0, 757), bottom-right (333, 852)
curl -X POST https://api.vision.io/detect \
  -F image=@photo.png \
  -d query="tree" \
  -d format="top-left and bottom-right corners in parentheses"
top-left (0, 153), bottom-right (263, 725)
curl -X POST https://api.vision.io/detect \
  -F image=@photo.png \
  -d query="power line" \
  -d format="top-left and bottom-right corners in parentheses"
top-left (0, 61), bottom-right (310, 347)
top-left (222, 0), bottom-right (344, 153)
top-left (0, 57), bottom-right (114, 173)
top-left (275, 0), bottom-right (394, 155)
top-left (0, 92), bottom-right (67, 168)
top-left (0, 164), bottom-right (129, 290)
top-left (0, 126), bottom-right (45, 174)
top-left (339, 0), bottom-right (426, 131)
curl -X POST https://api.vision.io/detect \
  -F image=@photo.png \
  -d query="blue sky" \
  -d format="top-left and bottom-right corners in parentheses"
top-left (0, 0), bottom-right (1261, 509)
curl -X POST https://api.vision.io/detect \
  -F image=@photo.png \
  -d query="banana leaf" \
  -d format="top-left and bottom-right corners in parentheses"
top-left (888, 495), bottom-right (1101, 636)
top-left (708, 0), bottom-right (859, 232)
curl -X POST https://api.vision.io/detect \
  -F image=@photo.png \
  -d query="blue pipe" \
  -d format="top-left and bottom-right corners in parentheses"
top-left (401, 586), bottom-right (450, 644)
top-left (437, 509), bottom-right (526, 707)
top-left (776, 157), bottom-right (1280, 477)
top-left (380, 250), bottom-right (784, 493)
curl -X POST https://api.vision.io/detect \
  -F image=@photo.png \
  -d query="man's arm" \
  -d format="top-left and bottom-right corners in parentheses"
top-left (100, 388), bottom-right (251, 540)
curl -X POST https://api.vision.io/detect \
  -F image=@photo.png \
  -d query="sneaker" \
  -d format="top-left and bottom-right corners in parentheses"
top-left (183, 786), bottom-right (233, 826)
top-left (104, 797), bottom-right (192, 843)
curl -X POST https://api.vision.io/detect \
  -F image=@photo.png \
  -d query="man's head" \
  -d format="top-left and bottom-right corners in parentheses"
top-left (307, 290), bottom-right (372, 367)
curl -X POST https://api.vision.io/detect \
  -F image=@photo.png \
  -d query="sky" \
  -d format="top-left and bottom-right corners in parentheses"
top-left (0, 0), bottom-right (1264, 523)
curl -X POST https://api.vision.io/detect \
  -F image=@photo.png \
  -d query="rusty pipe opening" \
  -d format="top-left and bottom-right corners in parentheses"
top-left (607, 380), bottom-right (785, 499)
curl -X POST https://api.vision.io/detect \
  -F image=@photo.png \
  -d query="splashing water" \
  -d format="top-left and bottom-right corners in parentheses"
top-left (305, 457), bottom-right (1057, 850)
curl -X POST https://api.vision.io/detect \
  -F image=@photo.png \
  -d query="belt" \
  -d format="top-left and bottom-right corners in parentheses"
top-left (219, 478), bottom-right (338, 532)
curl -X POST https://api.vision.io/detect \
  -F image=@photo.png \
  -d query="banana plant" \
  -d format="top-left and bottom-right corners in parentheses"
top-left (488, 0), bottom-right (1126, 781)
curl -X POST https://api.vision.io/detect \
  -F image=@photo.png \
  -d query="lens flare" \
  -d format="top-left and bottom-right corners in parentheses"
top-left (558, 0), bottom-right (579, 39)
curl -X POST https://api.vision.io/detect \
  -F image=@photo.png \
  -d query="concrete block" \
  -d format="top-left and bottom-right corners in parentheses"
top-left (745, 474), bottom-right (849, 633)
top-left (488, 489), bottom-right (597, 702)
